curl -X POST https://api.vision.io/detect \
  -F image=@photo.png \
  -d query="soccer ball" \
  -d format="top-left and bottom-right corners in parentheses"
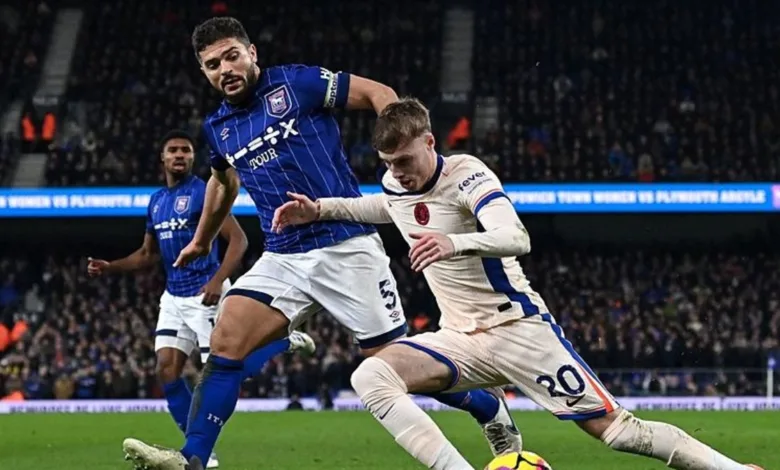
top-left (484, 451), bottom-right (552, 470)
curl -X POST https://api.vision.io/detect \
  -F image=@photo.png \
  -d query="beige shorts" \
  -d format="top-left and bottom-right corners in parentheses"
top-left (398, 313), bottom-right (619, 420)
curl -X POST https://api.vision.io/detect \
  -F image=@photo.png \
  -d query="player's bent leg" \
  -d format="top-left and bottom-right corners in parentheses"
top-left (181, 295), bottom-right (291, 468)
top-left (580, 408), bottom-right (758, 470)
top-left (357, 327), bottom-right (519, 455)
top-left (239, 331), bottom-right (315, 380)
top-left (393, 339), bottom-right (522, 457)
top-left (156, 347), bottom-right (193, 435)
top-left (351, 345), bottom-right (475, 470)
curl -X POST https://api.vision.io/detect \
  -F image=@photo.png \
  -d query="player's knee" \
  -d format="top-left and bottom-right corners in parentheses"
top-left (207, 298), bottom-right (254, 358)
top-left (208, 320), bottom-right (239, 357)
top-left (351, 357), bottom-right (407, 401)
top-left (210, 295), bottom-right (290, 360)
top-left (155, 354), bottom-right (183, 384)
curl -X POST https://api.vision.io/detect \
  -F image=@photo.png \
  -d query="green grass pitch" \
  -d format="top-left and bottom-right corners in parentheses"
top-left (0, 411), bottom-right (777, 469)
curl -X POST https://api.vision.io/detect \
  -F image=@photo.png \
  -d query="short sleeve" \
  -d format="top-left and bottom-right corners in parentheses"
top-left (292, 65), bottom-right (351, 112)
top-left (455, 161), bottom-right (510, 216)
top-left (203, 122), bottom-right (230, 171)
top-left (145, 198), bottom-right (155, 233)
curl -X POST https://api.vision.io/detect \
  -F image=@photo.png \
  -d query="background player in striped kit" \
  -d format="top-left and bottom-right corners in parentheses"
top-left (88, 130), bottom-right (314, 469)
top-left (122, 17), bottom-right (520, 470)
top-left (274, 98), bottom-right (764, 470)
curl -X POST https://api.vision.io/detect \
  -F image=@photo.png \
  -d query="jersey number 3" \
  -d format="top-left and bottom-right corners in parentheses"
top-left (378, 280), bottom-right (397, 310)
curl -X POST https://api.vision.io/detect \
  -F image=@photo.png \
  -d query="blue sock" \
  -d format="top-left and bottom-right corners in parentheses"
top-left (241, 338), bottom-right (291, 380)
top-left (162, 378), bottom-right (192, 434)
top-left (425, 389), bottom-right (499, 424)
top-left (182, 355), bottom-right (243, 465)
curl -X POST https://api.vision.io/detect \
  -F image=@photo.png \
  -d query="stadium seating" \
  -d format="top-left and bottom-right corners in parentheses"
top-left (47, 0), bottom-right (443, 186)
top-left (7, 0), bottom-right (779, 186)
top-left (472, 0), bottom-right (780, 182)
top-left (3, 0), bottom-right (779, 404)
top-left (2, 246), bottom-right (777, 399)
top-left (0, 0), bottom-right (55, 184)
top-left (0, 0), bottom-right (54, 99)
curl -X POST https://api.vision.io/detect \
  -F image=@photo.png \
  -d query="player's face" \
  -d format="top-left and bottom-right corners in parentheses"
top-left (199, 38), bottom-right (259, 102)
top-left (380, 133), bottom-right (437, 191)
top-left (161, 138), bottom-right (194, 175)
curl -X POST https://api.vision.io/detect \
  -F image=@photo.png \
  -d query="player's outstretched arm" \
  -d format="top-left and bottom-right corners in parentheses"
top-left (272, 191), bottom-right (392, 233)
top-left (345, 75), bottom-right (398, 114)
top-left (87, 233), bottom-right (160, 276)
top-left (175, 168), bottom-right (240, 268)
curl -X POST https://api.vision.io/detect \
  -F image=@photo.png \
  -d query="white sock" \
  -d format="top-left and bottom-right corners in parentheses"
top-left (351, 357), bottom-right (475, 470)
top-left (602, 409), bottom-right (749, 470)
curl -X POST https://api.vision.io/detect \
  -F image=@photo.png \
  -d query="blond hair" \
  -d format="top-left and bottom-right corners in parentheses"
top-left (372, 97), bottom-right (432, 153)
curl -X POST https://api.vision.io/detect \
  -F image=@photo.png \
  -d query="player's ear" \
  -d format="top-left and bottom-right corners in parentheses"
top-left (248, 43), bottom-right (258, 63)
top-left (426, 133), bottom-right (436, 151)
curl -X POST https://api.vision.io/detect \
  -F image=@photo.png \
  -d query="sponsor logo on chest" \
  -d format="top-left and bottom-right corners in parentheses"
top-left (223, 118), bottom-right (300, 170)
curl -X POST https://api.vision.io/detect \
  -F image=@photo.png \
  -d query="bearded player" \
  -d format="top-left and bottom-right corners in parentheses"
top-left (88, 130), bottom-right (314, 469)
top-left (272, 98), bottom-right (763, 470)
top-left (122, 17), bottom-right (520, 470)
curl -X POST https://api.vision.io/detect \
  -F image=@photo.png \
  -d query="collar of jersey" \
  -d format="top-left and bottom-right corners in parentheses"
top-left (381, 154), bottom-right (444, 196)
top-left (165, 174), bottom-right (194, 191)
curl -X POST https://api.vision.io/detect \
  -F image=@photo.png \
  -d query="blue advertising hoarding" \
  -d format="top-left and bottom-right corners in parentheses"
top-left (0, 183), bottom-right (778, 217)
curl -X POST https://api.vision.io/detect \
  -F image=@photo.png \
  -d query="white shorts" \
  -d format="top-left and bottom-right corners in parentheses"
top-left (154, 279), bottom-right (231, 362)
top-left (398, 313), bottom-right (619, 420)
top-left (227, 234), bottom-right (407, 348)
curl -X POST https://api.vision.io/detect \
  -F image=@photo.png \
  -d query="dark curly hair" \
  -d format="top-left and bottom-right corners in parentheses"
top-left (191, 17), bottom-right (251, 59)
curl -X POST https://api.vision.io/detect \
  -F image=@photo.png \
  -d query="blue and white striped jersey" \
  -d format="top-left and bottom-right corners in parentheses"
top-left (203, 64), bottom-right (375, 254)
top-left (146, 175), bottom-right (219, 296)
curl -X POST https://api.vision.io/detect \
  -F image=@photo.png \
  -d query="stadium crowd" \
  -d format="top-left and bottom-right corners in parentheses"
top-left (1, 245), bottom-right (777, 401)
top-left (473, 0), bottom-right (780, 182)
top-left (1, 0), bottom-right (779, 403)
top-left (46, 0), bottom-right (441, 186)
top-left (35, 0), bottom-right (780, 187)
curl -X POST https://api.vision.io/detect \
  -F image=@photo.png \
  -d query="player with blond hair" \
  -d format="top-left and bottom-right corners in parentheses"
top-left (272, 97), bottom-right (764, 470)
top-left (122, 17), bottom-right (520, 470)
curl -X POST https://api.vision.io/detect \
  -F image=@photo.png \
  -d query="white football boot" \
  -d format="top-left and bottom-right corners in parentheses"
top-left (288, 331), bottom-right (316, 355)
top-left (481, 387), bottom-right (523, 456)
top-left (123, 438), bottom-right (187, 470)
top-left (205, 452), bottom-right (219, 469)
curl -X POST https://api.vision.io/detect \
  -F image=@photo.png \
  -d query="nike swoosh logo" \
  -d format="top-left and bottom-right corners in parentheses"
top-left (566, 395), bottom-right (585, 407)
top-left (378, 404), bottom-right (395, 420)
top-left (505, 423), bottom-right (520, 435)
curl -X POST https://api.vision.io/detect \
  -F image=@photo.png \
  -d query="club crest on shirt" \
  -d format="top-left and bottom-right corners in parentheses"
top-left (265, 85), bottom-right (291, 118)
top-left (174, 196), bottom-right (190, 214)
top-left (414, 202), bottom-right (430, 226)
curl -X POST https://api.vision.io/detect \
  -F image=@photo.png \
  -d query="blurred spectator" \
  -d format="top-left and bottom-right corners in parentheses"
top-left (1, 244), bottom-right (778, 400)
top-left (43, 0), bottom-right (442, 187)
top-left (286, 393), bottom-right (303, 410)
top-left (1, 0), bottom-right (779, 186)
top-left (473, 0), bottom-right (780, 182)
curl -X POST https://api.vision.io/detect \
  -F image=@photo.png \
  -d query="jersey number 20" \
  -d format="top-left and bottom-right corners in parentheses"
top-left (536, 365), bottom-right (586, 397)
